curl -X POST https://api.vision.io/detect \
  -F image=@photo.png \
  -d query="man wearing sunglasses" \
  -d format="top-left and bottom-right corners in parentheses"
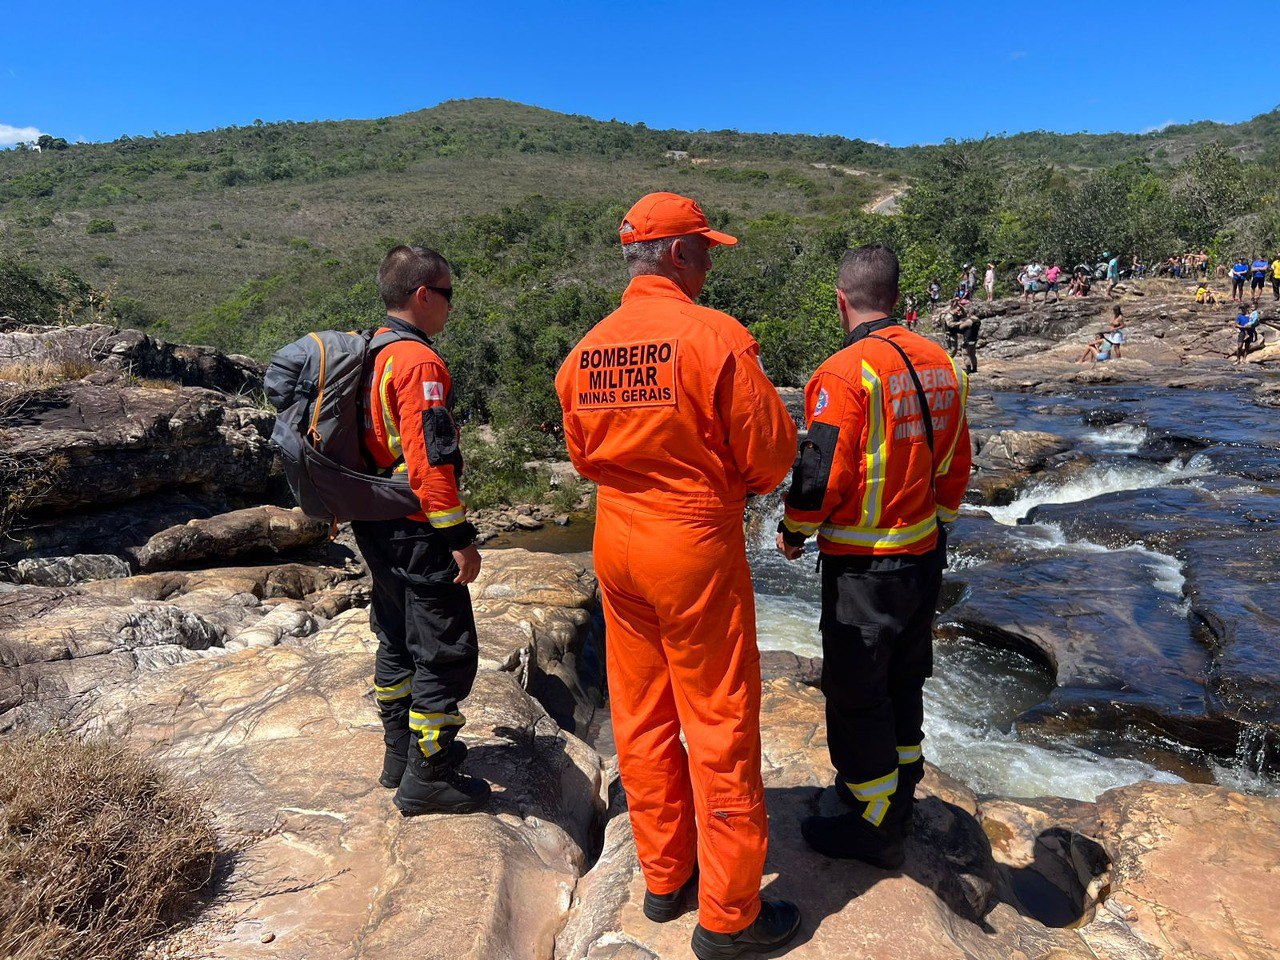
top-left (351, 244), bottom-right (488, 816)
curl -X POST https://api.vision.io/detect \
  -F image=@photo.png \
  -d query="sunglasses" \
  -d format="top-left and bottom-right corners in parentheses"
top-left (421, 284), bottom-right (453, 303)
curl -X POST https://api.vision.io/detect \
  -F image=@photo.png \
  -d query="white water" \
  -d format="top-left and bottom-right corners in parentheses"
top-left (982, 455), bottom-right (1211, 526)
top-left (1080, 423), bottom-right (1150, 454)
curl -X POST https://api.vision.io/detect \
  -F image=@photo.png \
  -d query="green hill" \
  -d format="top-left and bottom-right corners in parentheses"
top-left (2, 98), bottom-right (1278, 435)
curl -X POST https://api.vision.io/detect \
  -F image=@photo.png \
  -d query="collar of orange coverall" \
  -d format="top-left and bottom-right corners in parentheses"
top-left (620, 274), bottom-right (695, 306)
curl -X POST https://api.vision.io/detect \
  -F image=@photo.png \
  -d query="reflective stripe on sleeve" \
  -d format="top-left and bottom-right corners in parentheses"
top-left (897, 744), bottom-right (923, 764)
top-left (427, 506), bottom-right (467, 529)
top-left (936, 505), bottom-right (959, 523)
top-left (782, 515), bottom-right (821, 536)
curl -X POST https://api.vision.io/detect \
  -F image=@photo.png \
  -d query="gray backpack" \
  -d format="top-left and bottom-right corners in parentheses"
top-left (264, 328), bottom-right (423, 522)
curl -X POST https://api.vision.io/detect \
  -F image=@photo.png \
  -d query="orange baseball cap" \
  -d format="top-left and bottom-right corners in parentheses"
top-left (619, 192), bottom-right (738, 247)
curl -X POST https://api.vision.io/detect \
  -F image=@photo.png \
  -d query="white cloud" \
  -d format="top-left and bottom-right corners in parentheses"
top-left (0, 122), bottom-right (44, 146)
top-left (1141, 120), bottom-right (1177, 134)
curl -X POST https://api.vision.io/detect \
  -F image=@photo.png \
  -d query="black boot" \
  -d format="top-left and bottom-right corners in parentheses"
top-left (393, 741), bottom-right (489, 816)
top-left (379, 730), bottom-right (412, 789)
top-left (383, 738), bottom-right (468, 789)
top-left (690, 899), bottom-right (802, 960)
top-left (801, 810), bottom-right (904, 869)
top-left (643, 865), bottom-right (698, 923)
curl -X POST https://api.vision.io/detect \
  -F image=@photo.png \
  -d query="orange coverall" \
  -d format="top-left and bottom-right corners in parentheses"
top-left (556, 274), bottom-right (796, 933)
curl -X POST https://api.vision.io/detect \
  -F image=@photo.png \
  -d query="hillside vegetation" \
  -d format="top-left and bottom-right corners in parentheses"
top-left (3, 98), bottom-right (1280, 436)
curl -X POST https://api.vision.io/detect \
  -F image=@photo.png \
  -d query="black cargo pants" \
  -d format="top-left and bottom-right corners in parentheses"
top-left (819, 539), bottom-right (944, 831)
top-left (351, 517), bottom-right (478, 761)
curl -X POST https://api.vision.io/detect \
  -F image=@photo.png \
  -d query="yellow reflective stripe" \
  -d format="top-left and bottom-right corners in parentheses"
top-left (409, 711), bottom-right (465, 759)
top-left (393, 462), bottom-right (409, 475)
top-left (936, 505), bottom-right (959, 523)
top-left (859, 361), bottom-right (886, 527)
top-left (819, 514), bottom-right (937, 549)
top-left (378, 357), bottom-right (402, 460)
top-left (782, 515), bottom-right (820, 536)
top-left (845, 768), bottom-right (898, 799)
top-left (374, 676), bottom-right (412, 701)
top-left (428, 507), bottom-right (466, 529)
top-left (936, 358), bottom-right (969, 478)
top-left (897, 744), bottom-right (922, 764)
top-left (846, 769), bottom-right (899, 827)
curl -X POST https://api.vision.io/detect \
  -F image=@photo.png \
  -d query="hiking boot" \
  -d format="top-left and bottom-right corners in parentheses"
top-left (643, 866), bottom-right (698, 923)
top-left (833, 777), bottom-right (914, 836)
top-left (393, 742), bottom-right (489, 816)
top-left (802, 811), bottom-right (905, 870)
top-left (690, 899), bottom-right (801, 960)
top-left (379, 731), bottom-right (411, 789)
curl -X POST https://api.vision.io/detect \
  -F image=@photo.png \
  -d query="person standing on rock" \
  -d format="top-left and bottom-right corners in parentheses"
top-left (556, 192), bottom-right (802, 960)
top-left (353, 245), bottom-right (490, 816)
top-left (776, 245), bottom-right (971, 870)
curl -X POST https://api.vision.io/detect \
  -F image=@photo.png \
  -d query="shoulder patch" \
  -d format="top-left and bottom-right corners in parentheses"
top-left (814, 387), bottom-right (830, 417)
top-left (422, 381), bottom-right (446, 402)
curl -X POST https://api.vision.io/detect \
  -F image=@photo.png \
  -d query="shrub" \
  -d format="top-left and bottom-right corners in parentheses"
top-left (0, 733), bottom-right (218, 960)
top-left (85, 218), bottom-right (116, 235)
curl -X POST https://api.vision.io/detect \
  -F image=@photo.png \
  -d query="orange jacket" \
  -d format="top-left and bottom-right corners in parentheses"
top-left (780, 319), bottom-right (971, 556)
top-left (361, 319), bottom-right (474, 547)
top-left (556, 275), bottom-right (797, 516)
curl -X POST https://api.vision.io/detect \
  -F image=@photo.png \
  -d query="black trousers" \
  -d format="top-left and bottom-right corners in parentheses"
top-left (352, 517), bottom-right (478, 759)
top-left (819, 543), bottom-right (944, 828)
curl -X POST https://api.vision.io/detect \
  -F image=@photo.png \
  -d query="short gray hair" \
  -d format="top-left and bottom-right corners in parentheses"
top-left (622, 235), bottom-right (694, 273)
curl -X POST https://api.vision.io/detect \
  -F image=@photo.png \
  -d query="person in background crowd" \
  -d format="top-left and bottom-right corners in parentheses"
top-left (1078, 331), bottom-right (1114, 363)
top-left (1194, 281), bottom-right (1218, 305)
top-left (1271, 253), bottom-right (1280, 302)
top-left (556, 192), bottom-right (801, 960)
top-left (1105, 251), bottom-right (1120, 298)
top-left (1044, 262), bottom-right (1062, 302)
top-left (1199, 251), bottom-right (1210, 277)
top-left (904, 294), bottom-right (920, 331)
top-left (1108, 304), bottom-right (1126, 358)
top-left (1251, 255), bottom-right (1270, 305)
top-left (1231, 258), bottom-right (1250, 302)
top-left (776, 245), bottom-right (970, 872)
top-left (928, 278), bottom-right (942, 314)
top-left (1131, 254), bottom-right (1145, 279)
top-left (1234, 307), bottom-right (1261, 364)
top-left (983, 262), bottom-right (996, 301)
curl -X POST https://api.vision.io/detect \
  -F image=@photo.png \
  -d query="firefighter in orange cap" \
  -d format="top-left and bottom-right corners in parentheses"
top-left (556, 193), bottom-right (802, 960)
top-left (777, 245), bottom-right (971, 869)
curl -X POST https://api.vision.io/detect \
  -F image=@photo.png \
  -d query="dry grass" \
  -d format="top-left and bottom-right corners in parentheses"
top-left (0, 357), bottom-right (96, 386)
top-left (0, 733), bottom-right (219, 960)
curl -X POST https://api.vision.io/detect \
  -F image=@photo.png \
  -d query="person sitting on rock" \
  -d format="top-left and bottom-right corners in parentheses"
top-left (1078, 331), bottom-right (1113, 363)
top-left (1194, 282), bottom-right (1218, 305)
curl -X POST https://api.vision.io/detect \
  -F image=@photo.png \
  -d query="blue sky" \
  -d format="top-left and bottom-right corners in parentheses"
top-left (3, 1), bottom-right (1277, 148)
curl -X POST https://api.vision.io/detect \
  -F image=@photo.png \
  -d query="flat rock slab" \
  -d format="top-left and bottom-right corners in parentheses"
top-left (132, 504), bottom-right (330, 571)
top-left (1093, 783), bottom-right (1280, 960)
top-left (73, 608), bottom-right (604, 960)
top-left (1032, 482), bottom-right (1280, 737)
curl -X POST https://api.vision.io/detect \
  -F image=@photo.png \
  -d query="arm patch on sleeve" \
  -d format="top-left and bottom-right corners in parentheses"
top-left (784, 422), bottom-right (839, 512)
top-left (423, 407), bottom-right (462, 468)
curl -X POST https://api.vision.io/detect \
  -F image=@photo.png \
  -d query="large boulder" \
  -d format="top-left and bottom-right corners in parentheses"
top-left (0, 381), bottom-right (280, 516)
top-left (967, 429), bottom-right (1076, 505)
top-left (0, 322), bottom-right (262, 393)
top-left (131, 505), bottom-right (330, 571)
